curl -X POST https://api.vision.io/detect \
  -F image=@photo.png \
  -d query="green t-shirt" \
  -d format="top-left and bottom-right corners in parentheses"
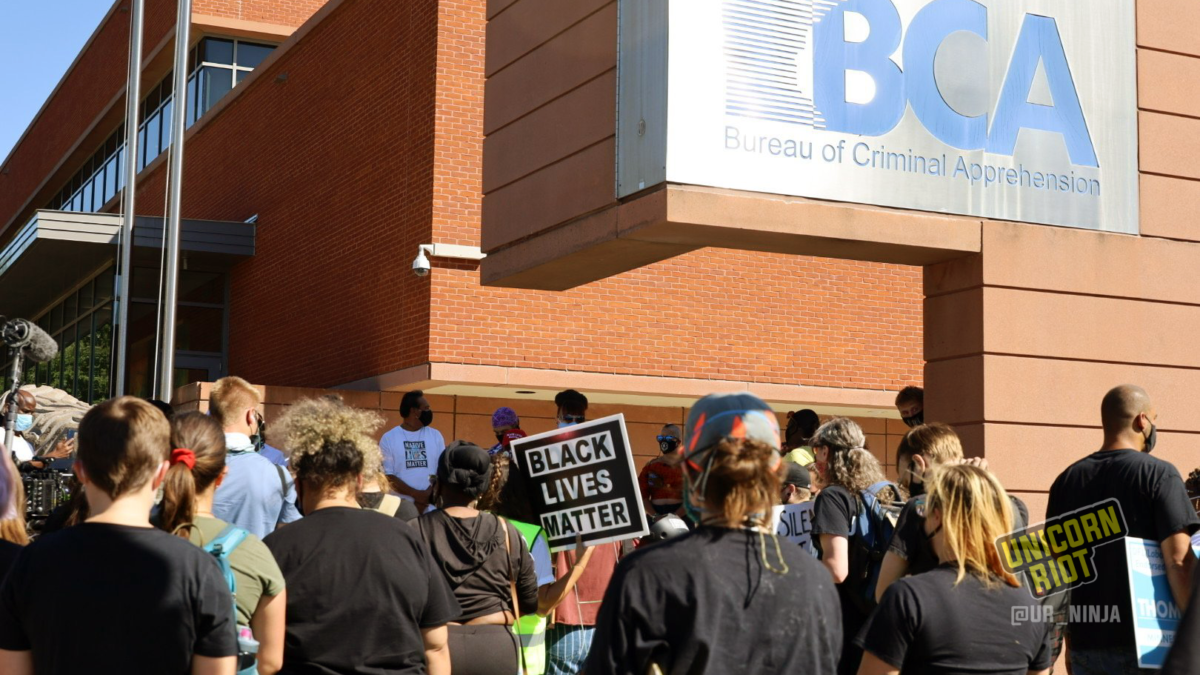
top-left (187, 515), bottom-right (286, 625)
top-left (783, 446), bottom-right (815, 467)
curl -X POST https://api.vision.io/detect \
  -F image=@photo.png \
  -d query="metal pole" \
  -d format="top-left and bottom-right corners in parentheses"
top-left (114, 0), bottom-right (144, 397)
top-left (156, 0), bottom-right (191, 401)
top-left (4, 351), bottom-right (22, 453)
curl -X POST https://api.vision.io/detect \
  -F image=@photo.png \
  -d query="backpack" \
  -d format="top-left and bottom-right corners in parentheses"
top-left (845, 480), bottom-right (903, 614)
top-left (204, 524), bottom-right (258, 675)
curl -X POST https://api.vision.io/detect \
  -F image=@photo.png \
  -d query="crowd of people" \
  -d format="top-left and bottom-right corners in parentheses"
top-left (0, 378), bottom-right (1197, 675)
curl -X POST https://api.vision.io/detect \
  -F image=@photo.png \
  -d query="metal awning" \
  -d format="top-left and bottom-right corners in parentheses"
top-left (0, 210), bottom-right (255, 318)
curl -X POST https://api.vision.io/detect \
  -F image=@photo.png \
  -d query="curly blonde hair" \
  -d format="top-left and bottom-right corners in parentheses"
top-left (268, 397), bottom-right (385, 485)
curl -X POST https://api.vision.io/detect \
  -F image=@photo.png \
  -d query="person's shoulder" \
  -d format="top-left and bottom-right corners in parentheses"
top-left (816, 485), bottom-right (853, 504)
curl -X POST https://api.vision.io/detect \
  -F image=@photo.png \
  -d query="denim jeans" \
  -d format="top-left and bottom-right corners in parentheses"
top-left (545, 624), bottom-right (595, 675)
top-left (1071, 648), bottom-right (1157, 675)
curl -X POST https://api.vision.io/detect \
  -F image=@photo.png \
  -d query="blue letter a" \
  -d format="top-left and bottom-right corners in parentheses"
top-left (987, 14), bottom-right (1097, 167)
top-left (813, 0), bottom-right (906, 136)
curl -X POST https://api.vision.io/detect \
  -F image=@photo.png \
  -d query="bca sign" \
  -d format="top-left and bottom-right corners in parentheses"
top-left (618, 0), bottom-right (1138, 233)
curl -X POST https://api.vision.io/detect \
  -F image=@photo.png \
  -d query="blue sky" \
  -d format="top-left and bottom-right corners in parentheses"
top-left (0, 1), bottom-right (113, 163)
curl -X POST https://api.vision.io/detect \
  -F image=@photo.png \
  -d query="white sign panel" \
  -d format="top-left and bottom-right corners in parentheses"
top-left (630, 0), bottom-right (1139, 233)
top-left (770, 502), bottom-right (815, 553)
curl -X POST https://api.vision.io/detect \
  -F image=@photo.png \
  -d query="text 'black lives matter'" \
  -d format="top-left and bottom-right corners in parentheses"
top-left (511, 414), bottom-right (649, 551)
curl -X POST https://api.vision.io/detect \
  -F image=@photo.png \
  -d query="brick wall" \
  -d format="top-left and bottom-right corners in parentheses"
top-left (0, 0), bottom-right (323, 239)
top-left (129, 0), bottom-right (921, 394)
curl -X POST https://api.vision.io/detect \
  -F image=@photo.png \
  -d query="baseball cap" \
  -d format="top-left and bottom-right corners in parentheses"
top-left (683, 392), bottom-right (781, 475)
top-left (500, 429), bottom-right (528, 448)
top-left (783, 462), bottom-right (812, 490)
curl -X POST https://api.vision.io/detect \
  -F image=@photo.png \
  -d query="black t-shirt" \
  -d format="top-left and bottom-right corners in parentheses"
top-left (586, 526), bottom-right (842, 675)
top-left (889, 495), bottom-right (1030, 577)
top-left (358, 492), bottom-right (421, 521)
top-left (0, 541), bottom-right (20, 582)
top-left (812, 485), bottom-right (869, 673)
top-left (856, 565), bottom-right (1053, 674)
top-left (1046, 449), bottom-right (1200, 651)
top-left (0, 523), bottom-right (236, 674)
top-left (264, 507), bottom-right (460, 675)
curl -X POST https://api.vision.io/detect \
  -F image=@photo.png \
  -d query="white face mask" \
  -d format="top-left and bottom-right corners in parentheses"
top-left (557, 420), bottom-right (572, 429)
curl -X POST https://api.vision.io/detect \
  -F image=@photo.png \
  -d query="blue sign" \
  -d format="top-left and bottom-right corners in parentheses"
top-left (1125, 537), bottom-right (1184, 668)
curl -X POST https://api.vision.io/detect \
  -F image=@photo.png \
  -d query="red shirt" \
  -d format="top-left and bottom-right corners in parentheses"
top-left (638, 457), bottom-right (684, 504)
top-left (552, 542), bottom-right (621, 626)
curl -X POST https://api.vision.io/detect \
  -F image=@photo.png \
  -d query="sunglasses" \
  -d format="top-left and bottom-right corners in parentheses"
top-left (656, 435), bottom-right (680, 444)
top-left (561, 414), bottom-right (586, 423)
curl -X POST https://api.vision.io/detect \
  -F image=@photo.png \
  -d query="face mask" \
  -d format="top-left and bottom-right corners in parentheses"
top-left (925, 522), bottom-right (942, 541)
top-left (495, 431), bottom-right (505, 443)
top-left (908, 479), bottom-right (926, 497)
top-left (557, 420), bottom-right (572, 429)
top-left (902, 412), bottom-right (924, 428)
top-left (659, 438), bottom-right (680, 454)
top-left (419, 410), bottom-right (434, 427)
top-left (1143, 424), bottom-right (1157, 454)
top-left (14, 414), bottom-right (32, 433)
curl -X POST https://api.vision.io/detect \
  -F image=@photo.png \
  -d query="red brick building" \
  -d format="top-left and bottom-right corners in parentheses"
top-left (0, 0), bottom-right (921, 477)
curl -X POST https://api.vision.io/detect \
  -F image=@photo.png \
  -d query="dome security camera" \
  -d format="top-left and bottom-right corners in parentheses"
top-left (412, 248), bottom-right (431, 277)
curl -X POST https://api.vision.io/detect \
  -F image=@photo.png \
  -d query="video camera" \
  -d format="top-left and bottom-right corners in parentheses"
top-left (22, 468), bottom-right (72, 521)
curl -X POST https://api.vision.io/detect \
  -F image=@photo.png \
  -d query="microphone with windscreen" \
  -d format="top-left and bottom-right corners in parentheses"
top-left (1, 318), bottom-right (58, 363)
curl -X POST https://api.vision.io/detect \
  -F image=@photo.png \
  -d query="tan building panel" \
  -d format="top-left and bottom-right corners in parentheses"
top-left (1138, 49), bottom-right (1200, 119)
top-left (485, 0), bottom-right (612, 77)
top-left (1140, 111), bottom-right (1200, 180)
top-left (484, 3), bottom-right (616, 134)
top-left (1140, 174), bottom-right (1200, 242)
top-left (483, 70), bottom-right (616, 193)
top-left (1138, 0), bottom-right (1200, 57)
top-left (481, 139), bottom-right (616, 250)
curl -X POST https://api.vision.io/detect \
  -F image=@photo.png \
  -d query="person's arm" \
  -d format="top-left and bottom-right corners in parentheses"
top-left (249, 590), bottom-right (287, 675)
top-left (0, 650), bottom-right (32, 675)
top-left (422, 625), bottom-right (450, 675)
top-left (857, 651), bottom-right (899, 675)
top-left (875, 552), bottom-right (908, 603)
top-left (1161, 531), bottom-right (1197, 611)
top-left (539, 537), bottom-right (596, 616)
top-left (1027, 670), bottom-right (1050, 675)
top-left (191, 655), bottom-right (236, 675)
top-left (820, 534), bottom-right (849, 583)
top-left (387, 476), bottom-right (432, 507)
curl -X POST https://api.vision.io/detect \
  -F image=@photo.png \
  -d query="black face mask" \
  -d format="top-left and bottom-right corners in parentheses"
top-left (925, 522), bottom-right (942, 541)
top-left (908, 479), bottom-right (926, 497)
top-left (659, 439), bottom-right (680, 454)
top-left (1143, 424), bottom-right (1157, 454)
top-left (419, 410), bottom-right (434, 427)
top-left (495, 431), bottom-right (505, 443)
top-left (902, 412), bottom-right (924, 428)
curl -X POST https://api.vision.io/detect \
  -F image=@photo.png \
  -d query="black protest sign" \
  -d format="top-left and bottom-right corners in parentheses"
top-left (511, 414), bottom-right (648, 552)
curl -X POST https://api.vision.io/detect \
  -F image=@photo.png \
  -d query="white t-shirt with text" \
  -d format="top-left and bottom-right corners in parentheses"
top-left (380, 425), bottom-right (446, 500)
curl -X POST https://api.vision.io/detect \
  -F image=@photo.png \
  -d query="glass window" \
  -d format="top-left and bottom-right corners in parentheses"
top-left (187, 73), bottom-right (200, 127)
top-left (138, 124), bottom-right (149, 169)
top-left (174, 306), bottom-right (224, 352)
top-left (201, 39), bottom-right (234, 65)
top-left (105, 154), bottom-right (118, 201)
top-left (236, 70), bottom-right (248, 85)
top-left (145, 112), bottom-right (162, 164)
top-left (80, 180), bottom-right (93, 214)
top-left (90, 309), bottom-right (113, 402)
top-left (200, 66), bottom-right (234, 114)
top-left (63, 288), bottom-right (79, 327)
top-left (79, 279), bottom-right (95, 312)
top-left (160, 98), bottom-right (173, 148)
top-left (180, 271), bottom-right (224, 304)
top-left (95, 266), bottom-right (115, 305)
top-left (235, 42), bottom-right (273, 69)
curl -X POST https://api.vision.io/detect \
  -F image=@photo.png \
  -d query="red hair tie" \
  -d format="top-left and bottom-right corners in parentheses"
top-left (170, 448), bottom-right (196, 471)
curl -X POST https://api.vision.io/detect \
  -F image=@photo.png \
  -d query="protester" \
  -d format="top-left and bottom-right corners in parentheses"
top-left (554, 389), bottom-right (588, 427)
top-left (783, 408), bottom-right (821, 466)
top-left (636, 424), bottom-right (685, 516)
top-left (1163, 564), bottom-right (1200, 674)
top-left (479, 453), bottom-right (597, 675)
top-left (586, 392), bottom-right (842, 675)
top-left (488, 407), bottom-right (527, 456)
top-left (781, 461), bottom-right (813, 504)
top-left (0, 397), bottom-right (237, 674)
top-left (381, 390), bottom-right (445, 513)
top-left (210, 377), bottom-right (301, 539)
top-left (264, 397), bottom-right (457, 675)
top-left (416, 442), bottom-right (540, 675)
top-left (876, 423), bottom-right (1027, 601)
top-left (1188, 468), bottom-right (1200, 550)
top-left (895, 386), bottom-right (924, 428)
top-left (3, 390), bottom-right (37, 462)
top-left (856, 464), bottom-right (1054, 675)
top-left (158, 411), bottom-right (287, 675)
top-left (545, 388), bottom-right (623, 675)
top-left (1047, 385), bottom-right (1199, 675)
top-left (810, 416), bottom-right (902, 675)
top-left (360, 470), bottom-right (420, 520)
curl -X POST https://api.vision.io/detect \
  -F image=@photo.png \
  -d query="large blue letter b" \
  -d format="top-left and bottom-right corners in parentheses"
top-left (813, 0), bottom-right (906, 136)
